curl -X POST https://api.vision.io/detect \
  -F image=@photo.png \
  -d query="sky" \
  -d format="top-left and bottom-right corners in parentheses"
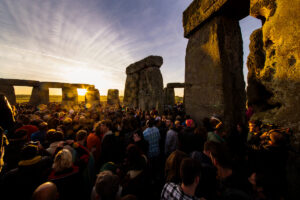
top-left (0, 0), bottom-right (261, 96)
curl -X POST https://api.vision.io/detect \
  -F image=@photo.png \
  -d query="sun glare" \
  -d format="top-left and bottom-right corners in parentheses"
top-left (77, 89), bottom-right (87, 96)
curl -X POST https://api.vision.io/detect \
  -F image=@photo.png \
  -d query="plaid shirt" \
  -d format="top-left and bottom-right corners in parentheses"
top-left (143, 127), bottom-right (160, 158)
top-left (161, 182), bottom-right (199, 200)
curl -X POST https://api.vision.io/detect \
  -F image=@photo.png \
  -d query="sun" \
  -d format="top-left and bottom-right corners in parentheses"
top-left (77, 89), bottom-right (87, 96)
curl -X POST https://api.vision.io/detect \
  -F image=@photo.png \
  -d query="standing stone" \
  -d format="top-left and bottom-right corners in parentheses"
top-left (0, 84), bottom-right (16, 105)
top-left (184, 15), bottom-right (246, 131)
top-left (107, 89), bottom-right (120, 106)
top-left (123, 73), bottom-right (139, 108)
top-left (249, 0), bottom-right (300, 138)
top-left (164, 87), bottom-right (175, 106)
top-left (86, 88), bottom-right (100, 108)
top-left (138, 67), bottom-right (164, 111)
top-left (249, 1), bottom-right (300, 198)
top-left (62, 87), bottom-right (78, 105)
top-left (30, 84), bottom-right (49, 105)
top-left (124, 56), bottom-right (164, 112)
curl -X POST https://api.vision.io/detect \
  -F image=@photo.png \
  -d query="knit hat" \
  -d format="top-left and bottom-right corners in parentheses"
top-left (185, 119), bottom-right (194, 127)
top-left (100, 162), bottom-right (117, 173)
top-left (20, 142), bottom-right (39, 160)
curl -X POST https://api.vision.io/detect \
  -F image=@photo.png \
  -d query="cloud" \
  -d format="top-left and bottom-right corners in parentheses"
top-left (0, 0), bottom-right (259, 97)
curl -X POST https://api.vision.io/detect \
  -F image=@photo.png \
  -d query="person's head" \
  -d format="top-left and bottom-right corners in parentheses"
top-left (11, 129), bottom-right (27, 141)
top-left (76, 130), bottom-right (87, 142)
top-left (38, 122), bottom-right (48, 131)
top-left (146, 119), bottom-right (154, 128)
top-left (32, 182), bottom-right (58, 200)
top-left (203, 141), bottom-right (218, 157)
top-left (52, 149), bottom-right (73, 172)
top-left (180, 158), bottom-right (201, 187)
top-left (20, 142), bottom-right (39, 161)
top-left (165, 118), bottom-right (173, 128)
top-left (133, 129), bottom-right (143, 142)
top-left (95, 170), bottom-right (120, 200)
top-left (209, 143), bottom-right (232, 169)
top-left (145, 114), bottom-right (151, 120)
top-left (185, 119), bottom-right (194, 128)
top-left (47, 130), bottom-right (64, 143)
top-left (174, 120), bottom-right (181, 129)
top-left (165, 150), bottom-right (188, 183)
top-left (100, 120), bottom-right (113, 134)
top-left (126, 144), bottom-right (146, 170)
top-left (209, 116), bottom-right (222, 130)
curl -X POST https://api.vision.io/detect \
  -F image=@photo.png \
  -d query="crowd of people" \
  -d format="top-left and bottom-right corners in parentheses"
top-left (0, 96), bottom-right (291, 200)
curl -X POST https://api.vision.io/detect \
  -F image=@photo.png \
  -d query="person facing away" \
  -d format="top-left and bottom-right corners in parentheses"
top-left (143, 119), bottom-right (160, 159)
top-left (164, 118), bottom-right (178, 157)
top-left (161, 158), bottom-right (202, 200)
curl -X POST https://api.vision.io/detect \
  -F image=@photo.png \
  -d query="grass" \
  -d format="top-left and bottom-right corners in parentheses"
top-left (16, 95), bottom-right (179, 104)
top-left (16, 95), bottom-right (124, 103)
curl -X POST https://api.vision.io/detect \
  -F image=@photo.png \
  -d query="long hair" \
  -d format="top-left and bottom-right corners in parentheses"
top-left (52, 149), bottom-right (73, 172)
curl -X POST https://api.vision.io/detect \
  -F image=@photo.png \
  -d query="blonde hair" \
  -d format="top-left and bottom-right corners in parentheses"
top-left (52, 149), bottom-right (73, 172)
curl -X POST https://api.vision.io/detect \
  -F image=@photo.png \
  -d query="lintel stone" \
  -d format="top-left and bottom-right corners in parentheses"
top-left (167, 83), bottom-right (185, 88)
top-left (126, 56), bottom-right (163, 75)
top-left (183, 0), bottom-right (249, 38)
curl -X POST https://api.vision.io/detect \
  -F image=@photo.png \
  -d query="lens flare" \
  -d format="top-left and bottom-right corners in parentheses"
top-left (77, 88), bottom-right (87, 96)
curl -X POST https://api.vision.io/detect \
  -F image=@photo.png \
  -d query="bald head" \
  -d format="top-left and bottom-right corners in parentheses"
top-left (32, 182), bottom-right (58, 200)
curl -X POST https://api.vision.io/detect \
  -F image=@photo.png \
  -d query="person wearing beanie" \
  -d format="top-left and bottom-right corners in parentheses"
top-left (1, 142), bottom-right (52, 199)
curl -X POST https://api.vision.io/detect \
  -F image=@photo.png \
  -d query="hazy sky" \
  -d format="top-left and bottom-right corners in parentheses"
top-left (0, 0), bottom-right (261, 96)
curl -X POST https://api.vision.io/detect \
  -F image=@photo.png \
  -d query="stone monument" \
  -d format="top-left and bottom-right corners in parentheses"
top-left (124, 56), bottom-right (164, 111)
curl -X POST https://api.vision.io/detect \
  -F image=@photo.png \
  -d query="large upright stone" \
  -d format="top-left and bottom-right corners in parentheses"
top-left (249, 0), bottom-right (300, 135)
top-left (138, 67), bottom-right (164, 111)
top-left (107, 89), bottom-right (120, 106)
top-left (184, 15), bottom-right (245, 131)
top-left (164, 87), bottom-right (175, 106)
top-left (123, 73), bottom-right (139, 108)
top-left (249, 2), bottom-right (300, 198)
top-left (62, 87), bottom-right (78, 105)
top-left (0, 84), bottom-right (16, 105)
top-left (29, 84), bottom-right (49, 105)
top-left (124, 56), bottom-right (164, 111)
top-left (86, 88), bottom-right (100, 109)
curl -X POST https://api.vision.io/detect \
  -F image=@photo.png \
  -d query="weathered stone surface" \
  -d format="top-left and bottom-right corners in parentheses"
top-left (166, 83), bottom-right (185, 88)
top-left (62, 87), bottom-right (78, 105)
top-left (184, 15), bottom-right (245, 131)
top-left (183, 0), bottom-right (249, 38)
top-left (138, 67), bottom-right (164, 111)
top-left (126, 56), bottom-right (163, 74)
top-left (246, 28), bottom-right (275, 112)
top-left (164, 87), bottom-right (175, 106)
top-left (0, 85), bottom-right (16, 105)
top-left (123, 73), bottom-right (139, 108)
top-left (0, 78), bottom-right (39, 87)
top-left (249, 0), bottom-right (300, 143)
top-left (107, 89), bottom-right (120, 105)
top-left (124, 56), bottom-right (164, 111)
top-left (86, 88), bottom-right (100, 108)
top-left (29, 84), bottom-right (49, 105)
top-left (249, 2), bottom-right (300, 197)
